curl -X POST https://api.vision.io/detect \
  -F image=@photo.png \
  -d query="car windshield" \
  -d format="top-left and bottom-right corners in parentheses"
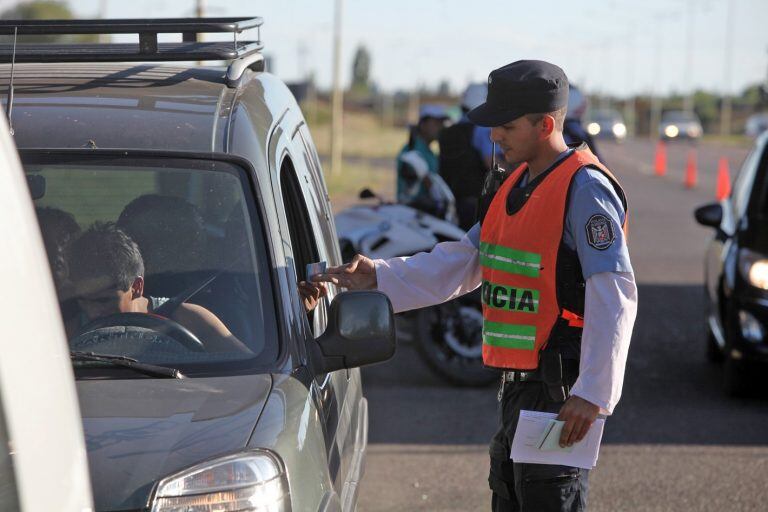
top-left (590, 110), bottom-right (621, 123)
top-left (662, 111), bottom-right (698, 123)
top-left (25, 154), bottom-right (278, 377)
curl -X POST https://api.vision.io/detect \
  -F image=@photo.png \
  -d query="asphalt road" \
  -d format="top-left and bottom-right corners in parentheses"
top-left (356, 138), bottom-right (768, 511)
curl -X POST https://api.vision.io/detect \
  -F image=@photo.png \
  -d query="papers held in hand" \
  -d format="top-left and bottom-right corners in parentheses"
top-left (536, 419), bottom-right (574, 453)
top-left (510, 410), bottom-right (606, 470)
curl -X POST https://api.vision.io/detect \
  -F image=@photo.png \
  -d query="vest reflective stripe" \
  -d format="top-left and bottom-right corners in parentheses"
top-left (481, 280), bottom-right (540, 313)
top-left (482, 321), bottom-right (536, 350)
top-left (479, 241), bottom-right (541, 277)
top-left (479, 146), bottom-right (627, 370)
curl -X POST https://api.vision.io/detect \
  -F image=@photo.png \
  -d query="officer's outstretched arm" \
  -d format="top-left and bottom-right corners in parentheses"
top-left (312, 254), bottom-right (377, 290)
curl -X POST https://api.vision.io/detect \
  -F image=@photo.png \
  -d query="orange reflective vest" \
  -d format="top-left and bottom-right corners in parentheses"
top-left (479, 146), bottom-right (627, 370)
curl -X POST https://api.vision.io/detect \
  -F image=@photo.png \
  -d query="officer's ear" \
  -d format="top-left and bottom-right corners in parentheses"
top-left (539, 114), bottom-right (556, 139)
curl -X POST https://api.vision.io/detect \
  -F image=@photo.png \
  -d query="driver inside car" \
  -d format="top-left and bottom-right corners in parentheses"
top-left (66, 222), bottom-right (251, 353)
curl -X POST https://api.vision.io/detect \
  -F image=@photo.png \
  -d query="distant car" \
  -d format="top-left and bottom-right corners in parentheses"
top-left (6, 17), bottom-right (396, 512)
top-left (745, 113), bottom-right (768, 138)
top-left (660, 110), bottom-right (703, 140)
top-left (585, 109), bottom-right (627, 141)
top-left (694, 130), bottom-right (768, 396)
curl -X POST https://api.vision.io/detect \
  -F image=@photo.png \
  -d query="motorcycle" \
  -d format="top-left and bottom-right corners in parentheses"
top-left (335, 186), bottom-right (498, 387)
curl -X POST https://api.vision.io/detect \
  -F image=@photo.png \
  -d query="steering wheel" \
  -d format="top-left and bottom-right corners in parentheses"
top-left (70, 312), bottom-right (206, 353)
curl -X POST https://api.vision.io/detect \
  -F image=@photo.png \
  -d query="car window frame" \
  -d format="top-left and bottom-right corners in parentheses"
top-left (746, 138), bottom-right (768, 220)
top-left (19, 148), bottom-right (288, 377)
top-left (277, 154), bottom-right (335, 385)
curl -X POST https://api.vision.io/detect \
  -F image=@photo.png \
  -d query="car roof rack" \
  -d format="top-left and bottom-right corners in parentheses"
top-left (0, 17), bottom-right (264, 87)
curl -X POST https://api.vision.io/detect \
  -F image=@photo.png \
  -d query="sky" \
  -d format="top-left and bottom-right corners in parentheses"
top-left (3, 0), bottom-right (767, 98)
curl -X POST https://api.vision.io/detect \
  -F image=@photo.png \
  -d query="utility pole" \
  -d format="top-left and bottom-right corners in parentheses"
top-left (330, 0), bottom-right (344, 177)
top-left (683, 0), bottom-right (695, 114)
top-left (98, 0), bottom-right (108, 43)
top-left (650, 17), bottom-right (665, 140)
top-left (196, 0), bottom-right (205, 18)
top-left (720, 0), bottom-right (734, 137)
top-left (624, 24), bottom-right (637, 137)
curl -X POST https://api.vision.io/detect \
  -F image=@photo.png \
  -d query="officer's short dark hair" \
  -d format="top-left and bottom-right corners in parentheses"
top-left (68, 222), bottom-right (144, 292)
top-left (526, 108), bottom-right (566, 132)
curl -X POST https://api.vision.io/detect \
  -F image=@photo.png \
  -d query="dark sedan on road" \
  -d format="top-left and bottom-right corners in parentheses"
top-left (660, 110), bottom-right (703, 140)
top-left (695, 131), bottom-right (768, 395)
top-left (585, 108), bottom-right (627, 141)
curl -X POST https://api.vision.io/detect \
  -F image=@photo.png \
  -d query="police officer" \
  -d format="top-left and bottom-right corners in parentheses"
top-left (439, 83), bottom-right (506, 229)
top-left (396, 104), bottom-right (450, 216)
top-left (562, 84), bottom-right (601, 161)
top-left (313, 60), bottom-right (637, 511)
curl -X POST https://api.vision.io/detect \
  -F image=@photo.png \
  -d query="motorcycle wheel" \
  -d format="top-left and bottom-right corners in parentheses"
top-left (414, 298), bottom-right (499, 387)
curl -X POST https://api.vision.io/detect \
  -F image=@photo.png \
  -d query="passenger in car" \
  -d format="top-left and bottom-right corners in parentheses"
top-left (117, 194), bottom-right (206, 269)
top-left (35, 206), bottom-right (83, 333)
top-left (66, 222), bottom-right (250, 353)
top-left (35, 206), bottom-right (81, 289)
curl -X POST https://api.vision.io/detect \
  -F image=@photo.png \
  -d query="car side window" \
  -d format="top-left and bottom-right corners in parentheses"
top-left (279, 159), bottom-right (322, 328)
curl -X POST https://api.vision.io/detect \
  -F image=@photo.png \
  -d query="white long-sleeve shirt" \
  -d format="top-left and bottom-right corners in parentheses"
top-left (373, 157), bottom-right (638, 415)
top-left (374, 233), bottom-right (637, 415)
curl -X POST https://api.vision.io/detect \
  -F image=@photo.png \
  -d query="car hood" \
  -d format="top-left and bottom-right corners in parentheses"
top-left (77, 374), bottom-right (273, 511)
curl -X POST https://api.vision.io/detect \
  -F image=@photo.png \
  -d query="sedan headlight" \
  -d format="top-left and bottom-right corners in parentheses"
top-left (686, 125), bottom-right (702, 137)
top-left (739, 248), bottom-right (768, 290)
top-left (151, 451), bottom-right (290, 512)
top-left (587, 122), bottom-right (601, 136)
top-left (664, 125), bottom-right (679, 138)
top-left (612, 123), bottom-right (627, 138)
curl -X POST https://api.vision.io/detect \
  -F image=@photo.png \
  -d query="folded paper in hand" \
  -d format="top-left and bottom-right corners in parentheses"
top-left (510, 410), bottom-right (605, 470)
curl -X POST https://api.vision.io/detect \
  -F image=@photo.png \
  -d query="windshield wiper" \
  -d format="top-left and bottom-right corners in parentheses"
top-left (70, 351), bottom-right (184, 379)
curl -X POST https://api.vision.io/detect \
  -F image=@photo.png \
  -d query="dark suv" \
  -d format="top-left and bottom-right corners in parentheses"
top-left (695, 131), bottom-right (768, 395)
top-left (4, 18), bottom-right (395, 512)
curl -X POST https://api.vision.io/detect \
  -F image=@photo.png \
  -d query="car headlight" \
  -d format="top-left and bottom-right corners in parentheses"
top-left (739, 248), bottom-right (768, 290)
top-left (612, 123), bottom-right (627, 138)
top-left (686, 125), bottom-right (702, 137)
top-left (587, 122), bottom-right (601, 136)
top-left (150, 451), bottom-right (290, 512)
top-left (664, 125), bottom-right (679, 138)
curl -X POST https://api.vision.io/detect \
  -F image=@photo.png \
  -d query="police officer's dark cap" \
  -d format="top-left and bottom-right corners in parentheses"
top-left (467, 60), bottom-right (569, 127)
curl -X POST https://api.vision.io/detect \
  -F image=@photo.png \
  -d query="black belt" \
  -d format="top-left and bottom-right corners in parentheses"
top-left (501, 369), bottom-right (541, 383)
top-left (500, 359), bottom-right (580, 385)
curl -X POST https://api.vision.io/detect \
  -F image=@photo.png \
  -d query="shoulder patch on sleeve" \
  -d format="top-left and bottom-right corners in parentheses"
top-left (585, 213), bottom-right (616, 250)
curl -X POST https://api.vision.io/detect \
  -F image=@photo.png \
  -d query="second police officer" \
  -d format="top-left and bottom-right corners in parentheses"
top-left (313, 60), bottom-right (637, 511)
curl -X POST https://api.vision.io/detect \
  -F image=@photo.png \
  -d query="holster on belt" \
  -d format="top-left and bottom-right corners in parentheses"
top-left (540, 350), bottom-right (568, 402)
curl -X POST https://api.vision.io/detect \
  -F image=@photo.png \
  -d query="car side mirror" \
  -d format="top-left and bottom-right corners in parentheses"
top-left (694, 203), bottom-right (723, 228)
top-left (359, 188), bottom-right (376, 199)
top-left (308, 291), bottom-right (396, 375)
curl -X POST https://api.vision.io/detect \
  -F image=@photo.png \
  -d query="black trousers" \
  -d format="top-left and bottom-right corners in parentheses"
top-left (489, 379), bottom-right (589, 512)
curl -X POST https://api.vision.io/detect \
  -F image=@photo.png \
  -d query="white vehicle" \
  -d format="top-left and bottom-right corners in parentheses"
top-left (0, 115), bottom-right (93, 511)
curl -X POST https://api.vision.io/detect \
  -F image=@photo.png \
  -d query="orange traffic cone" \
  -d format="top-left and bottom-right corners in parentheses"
top-left (716, 157), bottom-right (732, 201)
top-left (684, 149), bottom-right (697, 189)
top-left (654, 141), bottom-right (667, 176)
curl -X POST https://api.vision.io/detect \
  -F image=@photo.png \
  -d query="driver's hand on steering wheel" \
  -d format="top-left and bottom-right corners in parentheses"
top-left (299, 281), bottom-right (327, 312)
